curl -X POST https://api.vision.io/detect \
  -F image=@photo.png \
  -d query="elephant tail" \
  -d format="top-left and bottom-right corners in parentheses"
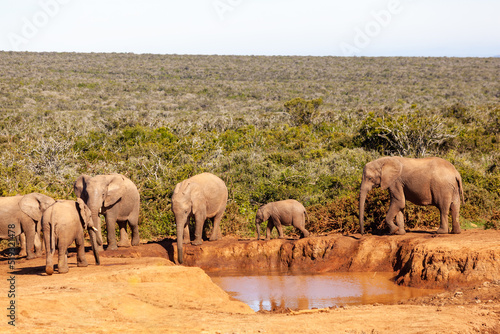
top-left (49, 217), bottom-right (55, 256)
top-left (304, 209), bottom-right (310, 225)
top-left (456, 174), bottom-right (465, 205)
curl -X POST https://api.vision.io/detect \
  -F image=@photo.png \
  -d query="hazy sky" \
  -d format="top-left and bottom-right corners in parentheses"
top-left (0, 0), bottom-right (499, 57)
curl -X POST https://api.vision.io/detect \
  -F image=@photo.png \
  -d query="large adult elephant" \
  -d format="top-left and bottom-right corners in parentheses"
top-left (0, 193), bottom-right (55, 259)
top-left (359, 156), bottom-right (464, 235)
top-left (172, 173), bottom-right (228, 264)
top-left (42, 199), bottom-right (100, 275)
top-left (74, 174), bottom-right (140, 250)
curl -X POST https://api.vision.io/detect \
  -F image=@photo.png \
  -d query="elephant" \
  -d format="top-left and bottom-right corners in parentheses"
top-left (74, 174), bottom-right (140, 251)
top-left (42, 199), bottom-right (100, 275)
top-left (0, 193), bottom-right (55, 259)
top-left (255, 199), bottom-right (310, 240)
top-left (359, 156), bottom-right (464, 235)
top-left (172, 172), bottom-right (228, 264)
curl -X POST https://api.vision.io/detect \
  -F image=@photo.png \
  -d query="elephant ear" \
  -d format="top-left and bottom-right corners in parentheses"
top-left (256, 205), bottom-right (269, 222)
top-left (380, 158), bottom-right (403, 190)
top-left (76, 198), bottom-right (93, 229)
top-left (104, 175), bottom-right (125, 207)
top-left (74, 174), bottom-right (91, 202)
top-left (179, 180), bottom-right (192, 196)
top-left (173, 182), bottom-right (182, 195)
top-left (19, 193), bottom-right (55, 221)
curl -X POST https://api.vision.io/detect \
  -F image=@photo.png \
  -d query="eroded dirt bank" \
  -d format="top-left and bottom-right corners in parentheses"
top-left (1, 230), bottom-right (499, 333)
top-left (123, 229), bottom-right (500, 289)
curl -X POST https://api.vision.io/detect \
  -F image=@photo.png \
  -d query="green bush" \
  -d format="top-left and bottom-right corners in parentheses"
top-left (358, 111), bottom-right (456, 157)
top-left (484, 210), bottom-right (500, 230)
top-left (307, 194), bottom-right (359, 234)
top-left (284, 97), bottom-right (323, 125)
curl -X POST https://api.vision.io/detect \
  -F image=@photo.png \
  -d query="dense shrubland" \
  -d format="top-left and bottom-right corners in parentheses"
top-left (0, 52), bottom-right (499, 240)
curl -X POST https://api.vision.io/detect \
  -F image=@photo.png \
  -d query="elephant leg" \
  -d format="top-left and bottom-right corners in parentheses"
top-left (296, 224), bottom-right (310, 238)
top-left (45, 250), bottom-right (55, 275)
top-left (75, 235), bottom-right (88, 267)
top-left (105, 213), bottom-right (119, 250)
top-left (24, 227), bottom-right (37, 260)
top-left (18, 233), bottom-right (27, 257)
top-left (275, 219), bottom-right (285, 239)
top-left (293, 215), bottom-right (310, 238)
top-left (44, 228), bottom-right (54, 275)
top-left (209, 212), bottom-right (224, 241)
top-left (183, 224), bottom-right (190, 244)
top-left (450, 200), bottom-right (461, 234)
top-left (192, 214), bottom-right (205, 246)
top-left (385, 206), bottom-right (400, 234)
top-left (117, 221), bottom-right (131, 247)
top-left (265, 221), bottom-right (273, 240)
top-left (386, 190), bottom-right (405, 234)
top-left (128, 216), bottom-right (140, 246)
top-left (34, 232), bottom-right (43, 257)
top-left (58, 248), bottom-right (69, 274)
top-left (394, 211), bottom-right (406, 235)
top-left (436, 204), bottom-right (451, 234)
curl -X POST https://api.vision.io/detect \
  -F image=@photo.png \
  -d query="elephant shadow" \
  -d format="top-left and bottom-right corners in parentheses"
top-left (8, 245), bottom-right (95, 276)
top-left (406, 229), bottom-right (437, 234)
top-left (145, 222), bottom-right (216, 263)
top-left (0, 247), bottom-right (22, 258)
top-left (145, 238), bottom-right (176, 263)
top-left (10, 265), bottom-right (47, 276)
top-left (357, 228), bottom-right (436, 236)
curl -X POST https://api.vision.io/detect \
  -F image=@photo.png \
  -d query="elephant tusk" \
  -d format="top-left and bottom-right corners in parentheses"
top-left (91, 226), bottom-right (98, 232)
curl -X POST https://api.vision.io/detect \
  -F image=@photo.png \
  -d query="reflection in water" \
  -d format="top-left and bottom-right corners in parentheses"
top-left (209, 272), bottom-right (441, 312)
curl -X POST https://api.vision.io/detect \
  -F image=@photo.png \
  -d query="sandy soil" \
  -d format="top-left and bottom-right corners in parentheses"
top-left (1, 230), bottom-right (499, 333)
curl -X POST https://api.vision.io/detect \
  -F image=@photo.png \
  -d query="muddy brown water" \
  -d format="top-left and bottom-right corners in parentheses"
top-left (208, 271), bottom-right (443, 312)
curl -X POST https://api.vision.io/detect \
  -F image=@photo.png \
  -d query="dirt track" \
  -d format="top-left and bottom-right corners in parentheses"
top-left (1, 230), bottom-right (500, 333)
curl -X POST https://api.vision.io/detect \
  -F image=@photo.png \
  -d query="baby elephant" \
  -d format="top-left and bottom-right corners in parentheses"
top-left (255, 199), bottom-right (310, 240)
top-left (42, 199), bottom-right (100, 275)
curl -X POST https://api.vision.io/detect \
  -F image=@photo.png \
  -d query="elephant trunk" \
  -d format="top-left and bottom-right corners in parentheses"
top-left (90, 209), bottom-right (103, 246)
top-left (88, 228), bottom-right (100, 265)
top-left (176, 219), bottom-right (184, 264)
top-left (359, 184), bottom-right (370, 235)
top-left (256, 221), bottom-right (261, 240)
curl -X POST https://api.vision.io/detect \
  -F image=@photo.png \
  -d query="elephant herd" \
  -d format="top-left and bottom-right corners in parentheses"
top-left (0, 173), bottom-right (140, 275)
top-left (1, 156), bottom-right (464, 273)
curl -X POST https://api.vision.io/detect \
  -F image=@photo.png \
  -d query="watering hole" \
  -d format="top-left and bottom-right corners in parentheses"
top-left (208, 271), bottom-right (442, 312)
